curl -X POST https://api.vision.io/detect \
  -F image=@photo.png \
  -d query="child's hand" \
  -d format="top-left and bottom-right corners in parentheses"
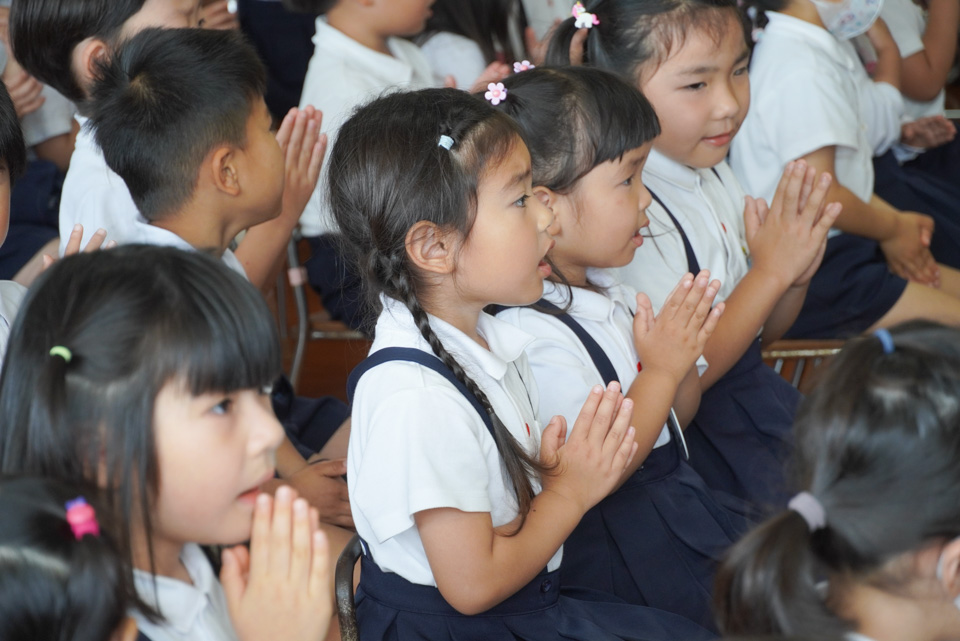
top-left (275, 106), bottom-right (326, 223)
top-left (2, 57), bottom-right (44, 118)
top-left (539, 383), bottom-right (638, 514)
top-left (221, 487), bottom-right (333, 641)
top-left (744, 161), bottom-right (840, 289)
top-left (880, 212), bottom-right (941, 287)
top-left (901, 116), bottom-right (957, 149)
top-left (286, 457), bottom-right (354, 529)
top-left (199, 0), bottom-right (240, 30)
top-left (469, 62), bottom-right (511, 94)
top-left (42, 225), bottom-right (116, 270)
top-left (633, 271), bottom-right (723, 385)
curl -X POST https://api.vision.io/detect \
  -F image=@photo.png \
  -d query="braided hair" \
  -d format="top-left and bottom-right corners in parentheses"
top-left (329, 87), bottom-right (550, 526)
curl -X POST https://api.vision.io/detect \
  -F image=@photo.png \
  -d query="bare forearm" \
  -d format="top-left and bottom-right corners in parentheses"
top-left (826, 183), bottom-right (898, 241)
top-left (623, 368), bottom-right (680, 475)
top-left (276, 436), bottom-right (309, 478)
top-left (761, 283), bottom-right (807, 344)
top-left (672, 366), bottom-right (701, 427)
top-left (700, 269), bottom-right (785, 389)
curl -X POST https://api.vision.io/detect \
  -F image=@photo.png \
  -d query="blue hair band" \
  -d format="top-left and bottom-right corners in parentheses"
top-left (873, 328), bottom-right (895, 355)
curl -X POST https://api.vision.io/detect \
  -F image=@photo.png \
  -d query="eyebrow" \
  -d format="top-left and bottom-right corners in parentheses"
top-left (677, 49), bottom-right (750, 76)
top-left (501, 168), bottom-right (531, 194)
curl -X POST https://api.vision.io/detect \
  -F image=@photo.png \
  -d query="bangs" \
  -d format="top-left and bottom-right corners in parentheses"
top-left (583, 79), bottom-right (660, 170)
top-left (150, 265), bottom-right (282, 396)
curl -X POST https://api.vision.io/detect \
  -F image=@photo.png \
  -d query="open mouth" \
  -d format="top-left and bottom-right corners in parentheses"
top-left (237, 469), bottom-right (275, 505)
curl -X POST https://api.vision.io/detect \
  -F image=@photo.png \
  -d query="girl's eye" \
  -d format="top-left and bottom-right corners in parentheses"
top-left (622, 176), bottom-right (633, 186)
top-left (211, 398), bottom-right (233, 416)
top-left (684, 82), bottom-right (706, 91)
top-left (514, 194), bottom-right (530, 208)
top-left (733, 66), bottom-right (749, 77)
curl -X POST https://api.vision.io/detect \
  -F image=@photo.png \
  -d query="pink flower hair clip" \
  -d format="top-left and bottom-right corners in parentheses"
top-left (485, 82), bottom-right (507, 106)
top-left (513, 60), bottom-right (535, 73)
top-left (572, 2), bottom-right (599, 29)
top-left (65, 497), bottom-right (100, 540)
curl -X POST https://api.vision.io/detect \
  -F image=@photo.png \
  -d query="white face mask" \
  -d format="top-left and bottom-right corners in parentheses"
top-left (936, 542), bottom-right (960, 611)
top-left (808, 0), bottom-right (884, 40)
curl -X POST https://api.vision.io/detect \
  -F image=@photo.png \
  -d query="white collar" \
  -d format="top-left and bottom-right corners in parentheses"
top-left (312, 18), bottom-right (419, 83)
top-left (644, 148), bottom-right (704, 193)
top-left (133, 544), bottom-right (217, 636)
top-left (377, 295), bottom-right (535, 382)
top-left (540, 270), bottom-right (633, 323)
top-left (762, 12), bottom-right (859, 72)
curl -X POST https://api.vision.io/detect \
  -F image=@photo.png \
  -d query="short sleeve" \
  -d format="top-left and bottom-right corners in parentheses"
top-left (880, 0), bottom-right (926, 59)
top-left (758, 64), bottom-right (861, 163)
top-left (350, 379), bottom-right (496, 544)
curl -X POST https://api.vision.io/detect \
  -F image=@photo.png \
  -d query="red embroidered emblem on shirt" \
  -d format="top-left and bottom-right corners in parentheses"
top-left (637, 361), bottom-right (643, 372)
top-left (525, 423), bottom-right (531, 436)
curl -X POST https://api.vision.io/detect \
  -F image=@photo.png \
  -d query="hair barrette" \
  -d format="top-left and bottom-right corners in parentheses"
top-left (438, 135), bottom-right (455, 150)
top-left (49, 346), bottom-right (72, 363)
top-left (873, 328), bottom-right (895, 355)
top-left (485, 82), bottom-right (507, 106)
top-left (65, 497), bottom-right (100, 540)
top-left (572, 2), bottom-right (599, 29)
top-left (513, 60), bottom-right (535, 73)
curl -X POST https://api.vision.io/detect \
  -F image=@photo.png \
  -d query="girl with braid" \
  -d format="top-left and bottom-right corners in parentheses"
top-left (328, 87), bottom-right (715, 641)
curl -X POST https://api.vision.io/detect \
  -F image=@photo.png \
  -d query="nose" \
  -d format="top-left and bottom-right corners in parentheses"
top-left (713, 81), bottom-right (741, 121)
top-left (248, 393), bottom-right (285, 458)
top-left (638, 184), bottom-right (652, 221)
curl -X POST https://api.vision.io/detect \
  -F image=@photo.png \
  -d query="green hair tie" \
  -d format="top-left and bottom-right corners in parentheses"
top-left (49, 346), bottom-right (72, 363)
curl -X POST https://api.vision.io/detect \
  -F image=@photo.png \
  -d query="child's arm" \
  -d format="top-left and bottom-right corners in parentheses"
top-left (867, 18), bottom-right (902, 91)
top-left (221, 487), bottom-right (333, 641)
top-left (900, 0), bottom-right (960, 102)
top-left (629, 272), bottom-right (722, 462)
top-left (699, 163), bottom-right (838, 389)
top-left (235, 107), bottom-right (326, 292)
top-left (273, 435), bottom-right (353, 529)
top-left (415, 384), bottom-right (637, 615)
top-left (799, 145), bottom-right (940, 287)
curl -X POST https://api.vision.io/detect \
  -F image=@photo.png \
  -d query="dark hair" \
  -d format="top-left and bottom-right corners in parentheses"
top-left (0, 245), bottom-right (282, 618)
top-left (329, 87), bottom-right (550, 527)
top-left (88, 27), bottom-right (267, 222)
top-left (714, 322), bottom-right (960, 638)
top-left (418, 0), bottom-right (526, 65)
top-left (544, 0), bottom-right (745, 81)
top-left (9, 0), bottom-right (148, 103)
top-left (278, 0), bottom-right (338, 14)
top-left (0, 82), bottom-right (27, 184)
top-left (495, 66), bottom-right (659, 194)
top-left (0, 477), bottom-right (129, 641)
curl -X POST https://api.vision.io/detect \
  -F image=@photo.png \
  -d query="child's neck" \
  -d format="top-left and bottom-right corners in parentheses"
top-left (549, 257), bottom-right (590, 290)
top-left (327, 6), bottom-right (392, 56)
top-left (836, 580), bottom-right (952, 641)
top-left (423, 288), bottom-right (490, 350)
top-left (151, 202), bottom-right (244, 257)
top-left (132, 528), bottom-right (193, 584)
top-left (780, 1), bottom-right (827, 28)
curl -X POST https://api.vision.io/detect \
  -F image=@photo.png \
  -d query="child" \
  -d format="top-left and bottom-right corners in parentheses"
top-left (0, 245), bottom-right (333, 641)
top-left (733, 1), bottom-right (960, 338)
top-left (491, 64), bottom-right (768, 630)
top-left (9, 0), bottom-right (322, 293)
top-left (86, 27), bottom-right (354, 535)
top-left (547, 0), bottom-right (838, 509)
top-left (329, 86), bottom-right (714, 640)
top-left (0, 70), bottom-right (26, 365)
top-left (0, 477), bottom-right (137, 641)
top-left (714, 321), bottom-right (960, 641)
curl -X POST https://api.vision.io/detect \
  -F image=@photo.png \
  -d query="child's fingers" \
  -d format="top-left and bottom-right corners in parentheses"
top-left (308, 134), bottom-right (327, 183)
top-left (285, 110), bottom-right (309, 167)
top-left (801, 172), bottom-right (833, 227)
top-left (743, 195), bottom-right (760, 241)
top-left (796, 165), bottom-right (816, 212)
top-left (586, 382), bottom-right (622, 450)
top-left (270, 486), bottom-right (296, 578)
top-left (308, 529), bottom-right (331, 598)
top-left (601, 397), bottom-right (633, 461)
top-left (274, 108), bottom-right (298, 151)
top-left (63, 223), bottom-right (84, 256)
top-left (767, 160), bottom-right (796, 215)
top-left (539, 415), bottom-right (565, 465)
top-left (569, 27), bottom-right (589, 66)
top-left (608, 423), bottom-right (635, 473)
top-left (675, 271), bottom-right (711, 325)
top-left (688, 278), bottom-right (720, 332)
top-left (220, 547), bottom-right (244, 608)
top-left (659, 273), bottom-right (696, 321)
top-left (290, 498), bottom-right (312, 583)
top-left (699, 300), bottom-right (724, 343)
top-left (248, 492), bottom-right (274, 582)
top-left (815, 202), bottom-right (842, 238)
top-left (778, 160), bottom-right (806, 220)
top-left (570, 385), bottom-right (604, 444)
top-left (83, 228), bottom-right (108, 252)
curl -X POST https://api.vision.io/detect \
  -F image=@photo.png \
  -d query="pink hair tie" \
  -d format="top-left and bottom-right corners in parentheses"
top-left (513, 60), bottom-right (535, 73)
top-left (65, 497), bottom-right (100, 540)
top-left (485, 82), bottom-right (507, 106)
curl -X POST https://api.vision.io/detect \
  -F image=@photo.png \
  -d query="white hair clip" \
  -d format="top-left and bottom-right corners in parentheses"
top-left (438, 135), bottom-right (455, 150)
top-left (572, 2), bottom-right (599, 29)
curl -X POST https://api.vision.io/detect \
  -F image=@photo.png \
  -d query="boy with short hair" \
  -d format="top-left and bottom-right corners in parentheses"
top-left (9, 0), bottom-right (321, 290)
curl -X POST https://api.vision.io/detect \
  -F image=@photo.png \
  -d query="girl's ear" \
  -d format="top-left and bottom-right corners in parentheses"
top-left (71, 38), bottom-right (110, 96)
top-left (535, 186), bottom-right (567, 233)
top-left (939, 538), bottom-right (960, 598)
top-left (405, 220), bottom-right (457, 275)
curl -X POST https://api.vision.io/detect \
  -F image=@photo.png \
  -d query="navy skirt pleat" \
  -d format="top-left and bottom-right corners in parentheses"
top-left (356, 556), bottom-right (715, 641)
top-left (684, 340), bottom-right (800, 512)
top-left (560, 439), bottom-right (751, 631)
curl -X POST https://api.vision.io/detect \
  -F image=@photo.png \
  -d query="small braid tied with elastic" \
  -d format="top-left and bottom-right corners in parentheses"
top-left (329, 88), bottom-right (549, 527)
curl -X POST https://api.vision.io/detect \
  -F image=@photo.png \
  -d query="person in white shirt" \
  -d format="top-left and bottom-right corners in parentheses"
top-left (716, 323), bottom-right (960, 641)
top-left (329, 86), bottom-right (713, 640)
top-left (734, 2), bottom-right (960, 337)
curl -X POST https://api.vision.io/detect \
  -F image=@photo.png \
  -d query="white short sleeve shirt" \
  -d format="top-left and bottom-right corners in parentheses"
top-left (132, 544), bottom-right (238, 641)
top-left (419, 32), bottom-right (487, 90)
top-left (881, 0), bottom-right (945, 121)
top-left (731, 13), bottom-right (876, 204)
top-left (497, 271), bottom-right (686, 451)
top-left (298, 20), bottom-right (436, 237)
top-left (618, 150), bottom-right (750, 312)
top-left (0, 280), bottom-right (26, 367)
top-left (348, 296), bottom-right (562, 585)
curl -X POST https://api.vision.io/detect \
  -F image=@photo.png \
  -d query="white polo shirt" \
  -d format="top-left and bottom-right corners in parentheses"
top-left (348, 295), bottom-right (562, 585)
top-left (0, 280), bottom-right (26, 367)
top-left (618, 150), bottom-right (750, 312)
top-left (881, 0), bottom-right (944, 122)
top-left (298, 19), bottom-right (436, 237)
top-left (132, 544), bottom-right (237, 641)
top-left (419, 32), bottom-right (486, 90)
top-left (58, 118), bottom-right (246, 278)
top-left (497, 271), bottom-right (692, 451)
top-left (731, 13), bottom-right (879, 204)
